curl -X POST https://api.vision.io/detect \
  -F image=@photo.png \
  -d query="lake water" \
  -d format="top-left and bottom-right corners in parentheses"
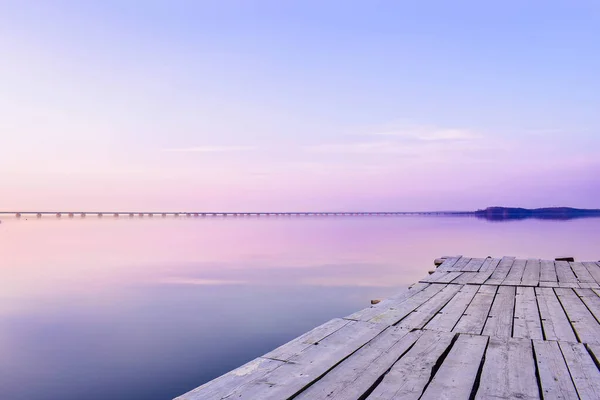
top-left (1, 215), bottom-right (599, 399)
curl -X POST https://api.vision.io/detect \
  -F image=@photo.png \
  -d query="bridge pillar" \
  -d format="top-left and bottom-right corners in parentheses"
top-left (139, 213), bottom-right (144, 217)
top-left (81, 213), bottom-right (86, 218)
top-left (16, 213), bottom-right (21, 218)
top-left (114, 213), bottom-right (119, 218)
top-left (68, 213), bottom-right (74, 218)
top-left (37, 213), bottom-right (42, 218)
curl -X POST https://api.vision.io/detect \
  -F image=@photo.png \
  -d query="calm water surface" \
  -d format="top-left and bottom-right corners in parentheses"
top-left (1, 216), bottom-right (599, 399)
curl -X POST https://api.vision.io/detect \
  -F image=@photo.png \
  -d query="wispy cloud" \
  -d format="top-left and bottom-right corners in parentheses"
top-left (370, 127), bottom-right (481, 142)
top-left (162, 146), bottom-right (257, 152)
top-left (306, 141), bottom-right (413, 154)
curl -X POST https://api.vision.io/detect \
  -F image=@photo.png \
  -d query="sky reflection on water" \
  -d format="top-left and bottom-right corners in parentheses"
top-left (0, 216), bottom-right (599, 399)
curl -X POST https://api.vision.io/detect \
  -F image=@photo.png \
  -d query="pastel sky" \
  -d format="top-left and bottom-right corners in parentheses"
top-left (1, 1), bottom-right (599, 211)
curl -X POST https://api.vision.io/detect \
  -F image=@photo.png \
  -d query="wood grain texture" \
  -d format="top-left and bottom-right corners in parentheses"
top-left (420, 334), bottom-right (488, 400)
top-left (571, 262), bottom-right (596, 283)
top-left (486, 256), bottom-right (515, 285)
top-left (502, 259), bottom-right (527, 286)
top-left (540, 260), bottom-right (558, 282)
top-left (555, 288), bottom-right (600, 344)
top-left (366, 330), bottom-right (455, 400)
top-left (396, 284), bottom-right (462, 329)
top-left (513, 286), bottom-right (543, 340)
top-left (534, 340), bottom-right (579, 400)
top-left (295, 328), bottom-right (422, 400)
top-left (425, 285), bottom-right (479, 332)
top-left (559, 341), bottom-right (600, 400)
top-left (475, 336), bottom-right (539, 400)
top-left (535, 287), bottom-right (577, 342)
top-left (482, 285), bottom-right (516, 338)
top-left (521, 259), bottom-right (541, 286)
top-left (556, 260), bottom-right (578, 283)
top-left (453, 285), bottom-right (497, 334)
top-left (469, 258), bottom-right (501, 285)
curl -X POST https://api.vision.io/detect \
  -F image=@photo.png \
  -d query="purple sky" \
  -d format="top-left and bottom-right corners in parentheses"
top-left (1, 1), bottom-right (599, 211)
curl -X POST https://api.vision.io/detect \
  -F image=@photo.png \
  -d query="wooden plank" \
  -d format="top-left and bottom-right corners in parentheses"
top-left (559, 282), bottom-right (581, 288)
top-left (578, 282), bottom-right (600, 289)
top-left (475, 336), bottom-right (539, 400)
top-left (263, 318), bottom-right (350, 361)
top-left (445, 256), bottom-right (472, 272)
top-left (482, 285), bottom-right (516, 338)
top-left (556, 260), bottom-right (578, 283)
top-left (533, 340), bottom-right (579, 400)
top-left (539, 281), bottom-right (560, 288)
top-left (540, 259), bottom-right (558, 282)
top-left (486, 256), bottom-right (515, 285)
top-left (175, 358), bottom-right (285, 400)
top-left (463, 257), bottom-right (486, 272)
top-left (221, 320), bottom-right (387, 399)
top-left (521, 258), bottom-right (541, 286)
top-left (555, 288), bottom-right (600, 344)
top-left (396, 284), bottom-right (462, 329)
top-left (420, 272), bottom-right (463, 284)
top-left (469, 258), bottom-right (501, 284)
top-left (559, 341), bottom-right (600, 399)
top-left (571, 262), bottom-right (596, 283)
top-left (535, 287), bottom-right (577, 342)
top-left (453, 285), bottom-right (497, 334)
top-left (575, 288), bottom-right (600, 323)
top-left (420, 334), bottom-right (488, 400)
top-left (502, 258), bottom-right (527, 285)
top-left (295, 328), bottom-right (422, 400)
top-left (586, 343), bottom-right (600, 365)
top-left (361, 284), bottom-right (449, 325)
top-left (513, 286), bottom-right (543, 340)
top-left (366, 330), bottom-right (455, 400)
top-left (436, 256), bottom-right (461, 272)
top-left (583, 262), bottom-right (600, 284)
top-left (347, 284), bottom-right (431, 321)
top-left (346, 284), bottom-right (443, 322)
top-left (450, 272), bottom-right (478, 285)
top-left (425, 285), bottom-right (480, 332)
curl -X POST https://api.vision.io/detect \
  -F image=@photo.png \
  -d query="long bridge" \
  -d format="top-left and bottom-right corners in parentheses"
top-left (0, 211), bottom-right (461, 218)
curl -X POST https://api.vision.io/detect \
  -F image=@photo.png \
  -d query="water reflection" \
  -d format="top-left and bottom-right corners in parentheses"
top-left (0, 216), bottom-right (599, 399)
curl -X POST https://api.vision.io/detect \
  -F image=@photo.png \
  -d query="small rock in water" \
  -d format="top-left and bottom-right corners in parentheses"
top-left (370, 299), bottom-right (381, 305)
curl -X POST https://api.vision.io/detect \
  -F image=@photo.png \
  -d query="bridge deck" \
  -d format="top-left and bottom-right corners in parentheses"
top-left (175, 256), bottom-right (600, 400)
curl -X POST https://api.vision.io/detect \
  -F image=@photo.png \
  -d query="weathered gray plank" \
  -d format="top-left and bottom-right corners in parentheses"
top-left (451, 272), bottom-right (478, 285)
top-left (463, 257), bottom-right (486, 272)
top-left (534, 340), bottom-right (579, 400)
top-left (521, 259), bottom-right (541, 286)
top-left (295, 328), bottom-right (422, 400)
top-left (222, 320), bottom-right (388, 399)
top-left (366, 330), bottom-right (455, 400)
top-left (436, 256), bottom-right (461, 272)
top-left (583, 262), bottom-right (600, 284)
top-left (559, 282), bottom-right (581, 288)
top-left (555, 288), bottom-right (600, 344)
top-left (360, 284), bottom-right (448, 325)
top-left (264, 318), bottom-right (350, 361)
top-left (575, 288), bottom-right (600, 323)
top-left (445, 257), bottom-right (472, 272)
top-left (175, 358), bottom-right (285, 400)
top-left (578, 282), bottom-right (600, 289)
top-left (425, 285), bottom-right (480, 332)
top-left (482, 285), bottom-right (516, 338)
top-left (347, 284), bottom-right (431, 321)
top-left (486, 256), bottom-right (515, 285)
top-left (396, 284), bottom-right (462, 329)
top-left (502, 259), bottom-right (527, 285)
top-left (469, 258), bottom-right (501, 284)
top-left (559, 341), bottom-right (600, 400)
top-left (513, 286), bottom-right (543, 340)
top-left (571, 262), bottom-right (596, 283)
top-left (535, 287), bottom-right (577, 342)
top-left (586, 343), bottom-right (600, 365)
top-left (556, 260), bottom-right (578, 283)
top-left (420, 271), bottom-right (463, 284)
top-left (453, 285), bottom-right (497, 334)
top-left (539, 281), bottom-right (560, 288)
top-left (420, 334), bottom-right (488, 400)
top-left (540, 259), bottom-right (558, 282)
top-left (475, 336), bottom-right (539, 400)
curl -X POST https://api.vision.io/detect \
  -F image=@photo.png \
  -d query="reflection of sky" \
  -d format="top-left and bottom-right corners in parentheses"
top-left (1, 217), bottom-right (600, 399)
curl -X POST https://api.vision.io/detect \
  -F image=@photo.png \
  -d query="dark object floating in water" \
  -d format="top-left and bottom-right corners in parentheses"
top-left (473, 207), bottom-right (600, 221)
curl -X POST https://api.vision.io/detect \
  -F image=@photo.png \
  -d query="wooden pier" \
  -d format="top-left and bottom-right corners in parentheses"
top-left (176, 256), bottom-right (600, 400)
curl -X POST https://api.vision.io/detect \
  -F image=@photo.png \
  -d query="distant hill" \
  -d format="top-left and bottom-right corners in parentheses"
top-left (473, 207), bottom-right (600, 221)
